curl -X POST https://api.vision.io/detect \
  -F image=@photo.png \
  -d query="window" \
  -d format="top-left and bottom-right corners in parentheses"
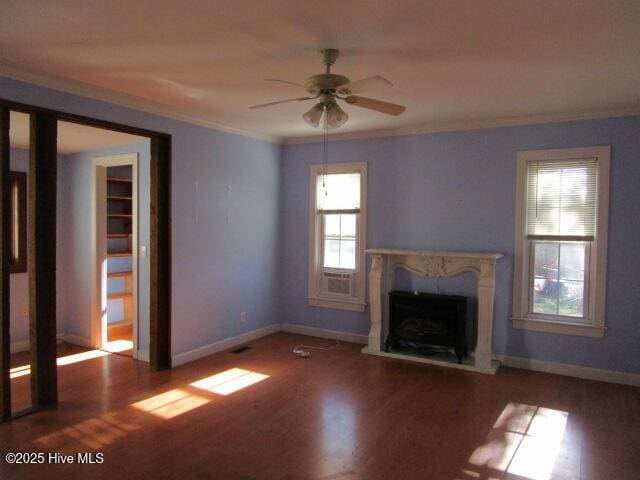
top-left (512, 147), bottom-right (609, 337)
top-left (308, 163), bottom-right (367, 311)
top-left (9, 171), bottom-right (27, 274)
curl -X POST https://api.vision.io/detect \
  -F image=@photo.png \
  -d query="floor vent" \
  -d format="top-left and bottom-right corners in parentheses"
top-left (230, 346), bottom-right (251, 354)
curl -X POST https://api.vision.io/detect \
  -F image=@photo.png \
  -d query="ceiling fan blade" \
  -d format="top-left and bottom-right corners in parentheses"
top-left (344, 96), bottom-right (406, 116)
top-left (249, 96), bottom-right (316, 109)
top-left (265, 78), bottom-right (307, 89)
top-left (336, 76), bottom-right (393, 95)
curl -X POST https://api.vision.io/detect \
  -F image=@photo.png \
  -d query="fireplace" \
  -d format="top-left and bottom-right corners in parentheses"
top-left (385, 290), bottom-right (468, 363)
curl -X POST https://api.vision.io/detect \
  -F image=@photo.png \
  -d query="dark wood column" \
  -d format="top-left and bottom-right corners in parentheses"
top-left (28, 113), bottom-right (58, 407)
top-left (0, 107), bottom-right (10, 420)
top-left (150, 135), bottom-right (171, 370)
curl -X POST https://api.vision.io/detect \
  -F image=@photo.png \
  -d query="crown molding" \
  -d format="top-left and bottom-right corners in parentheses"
top-left (3, 62), bottom-right (639, 147)
top-left (0, 62), bottom-right (281, 144)
top-left (282, 107), bottom-right (640, 145)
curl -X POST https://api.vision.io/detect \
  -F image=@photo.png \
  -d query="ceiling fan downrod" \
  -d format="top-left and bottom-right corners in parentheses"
top-left (320, 48), bottom-right (340, 74)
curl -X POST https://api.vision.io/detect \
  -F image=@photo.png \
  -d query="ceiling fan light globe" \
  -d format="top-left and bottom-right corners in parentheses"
top-left (326, 103), bottom-right (349, 128)
top-left (303, 103), bottom-right (324, 128)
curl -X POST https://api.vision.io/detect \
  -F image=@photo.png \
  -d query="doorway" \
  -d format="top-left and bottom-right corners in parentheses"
top-left (0, 100), bottom-right (172, 421)
top-left (94, 154), bottom-right (139, 357)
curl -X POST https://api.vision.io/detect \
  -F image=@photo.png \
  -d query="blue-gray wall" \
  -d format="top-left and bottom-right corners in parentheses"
top-left (280, 116), bottom-right (640, 374)
top-left (4, 75), bottom-right (640, 375)
top-left (2, 76), bottom-right (282, 357)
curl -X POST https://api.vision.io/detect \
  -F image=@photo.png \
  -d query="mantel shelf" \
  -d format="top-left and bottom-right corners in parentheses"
top-left (366, 248), bottom-right (503, 260)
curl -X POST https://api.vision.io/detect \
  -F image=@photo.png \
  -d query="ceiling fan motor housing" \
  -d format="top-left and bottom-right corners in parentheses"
top-left (305, 74), bottom-right (350, 95)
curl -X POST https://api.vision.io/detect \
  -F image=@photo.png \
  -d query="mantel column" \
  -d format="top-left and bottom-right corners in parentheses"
top-left (366, 253), bottom-right (384, 352)
top-left (475, 259), bottom-right (497, 371)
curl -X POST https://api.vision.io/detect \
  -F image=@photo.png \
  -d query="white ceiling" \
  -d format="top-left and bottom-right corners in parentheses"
top-left (10, 111), bottom-right (146, 154)
top-left (1, 1), bottom-right (639, 142)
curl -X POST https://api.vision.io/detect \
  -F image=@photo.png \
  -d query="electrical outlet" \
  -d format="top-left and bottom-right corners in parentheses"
top-left (21, 305), bottom-right (28, 317)
top-left (240, 311), bottom-right (246, 323)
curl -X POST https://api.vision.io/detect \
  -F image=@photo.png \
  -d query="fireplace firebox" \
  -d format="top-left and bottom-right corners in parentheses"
top-left (385, 290), bottom-right (468, 363)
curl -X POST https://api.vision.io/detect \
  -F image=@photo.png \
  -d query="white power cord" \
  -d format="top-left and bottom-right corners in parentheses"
top-left (292, 338), bottom-right (340, 358)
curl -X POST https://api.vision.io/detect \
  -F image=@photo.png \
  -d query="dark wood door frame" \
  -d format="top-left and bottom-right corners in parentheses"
top-left (0, 107), bottom-right (11, 421)
top-left (29, 112), bottom-right (58, 408)
top-left (0, 99), bottom-right (172, 421)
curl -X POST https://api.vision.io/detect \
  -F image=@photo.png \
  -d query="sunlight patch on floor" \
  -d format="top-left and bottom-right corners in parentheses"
top-left (466, 403), bottom-right (569, 480)
top-left (190, 368), bottom-right (269, 396)
top-left (131, 388), bottom-right (210, 419)
top-left (9, 364), bottom-right (31, 379)
top-left (57, 349), bottom-right (111, 366)
top-left (103, 339), bottom-right (134, 353)
top-left (10, 348), bottom-right (115, 378)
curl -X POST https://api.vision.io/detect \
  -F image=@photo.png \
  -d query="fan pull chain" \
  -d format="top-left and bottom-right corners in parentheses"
top-left (323, 104), bottom-right (329, 197)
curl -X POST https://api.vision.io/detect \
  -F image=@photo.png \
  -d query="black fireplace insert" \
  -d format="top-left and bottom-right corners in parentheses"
top-left (385, 290), bottom-right (468, 363)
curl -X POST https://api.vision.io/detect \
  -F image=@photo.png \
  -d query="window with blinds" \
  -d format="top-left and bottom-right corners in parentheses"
top-left (526, 159), bottom-right (598, 241)
top-left (524, 158), bottom-right (600, 320)
top-left (316, 173), bottom-right (360, 213)
top-left (513, 146), bottom-right (609, 335)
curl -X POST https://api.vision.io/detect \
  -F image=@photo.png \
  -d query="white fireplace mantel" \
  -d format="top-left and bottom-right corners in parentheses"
top-left (364, 248), bottom-right (504, 374)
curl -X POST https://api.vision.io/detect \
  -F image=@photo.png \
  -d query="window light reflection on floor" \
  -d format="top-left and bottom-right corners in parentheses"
top-left (36, 412), bottom-right (141, 451)
top-left (130, 368), bottom-right (269, 420)
top-left (190, 368), bottom-right (269, 396)
top-left (467, 402), bottom-right (569, 480)
top-left (131, 388), bottom-right (210, 419)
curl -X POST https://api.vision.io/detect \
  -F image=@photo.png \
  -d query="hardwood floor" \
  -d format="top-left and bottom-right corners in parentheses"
top-left (1, 332), bottom-right (639, 480)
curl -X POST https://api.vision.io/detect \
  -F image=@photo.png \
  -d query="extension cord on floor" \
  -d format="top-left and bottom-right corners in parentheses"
top-left (292, 348), bottom-right (310, 358)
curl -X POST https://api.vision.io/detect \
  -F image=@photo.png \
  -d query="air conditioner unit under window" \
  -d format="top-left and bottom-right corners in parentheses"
top-left (322, 270), bottom-right (354, 296)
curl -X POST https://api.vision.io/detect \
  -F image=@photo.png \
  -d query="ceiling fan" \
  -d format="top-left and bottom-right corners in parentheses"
top-left (250, 48), bottom-right (406, 129)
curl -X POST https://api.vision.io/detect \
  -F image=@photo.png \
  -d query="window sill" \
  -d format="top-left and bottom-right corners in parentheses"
top-left (308, 296), bottom-right (366, 312)
top-left (511, 316), bottom-right (606, 338)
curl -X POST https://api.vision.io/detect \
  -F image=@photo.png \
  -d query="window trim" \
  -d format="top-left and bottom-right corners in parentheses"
top-left (511, 146), bottom-right (610, 338)
top-left (308, 162), bottom-right (367, 312)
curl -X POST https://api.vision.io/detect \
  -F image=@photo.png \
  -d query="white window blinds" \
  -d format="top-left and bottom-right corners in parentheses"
top-left (526, 159), bottom-right (598, 240)
top-left (316, 173), bottom-right (361, 213)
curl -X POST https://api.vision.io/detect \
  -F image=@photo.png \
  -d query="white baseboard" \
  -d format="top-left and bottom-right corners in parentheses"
top-left (136, 350), bottom-right (150, 362)
top-left (10, 324), bottom-right (638, 387)
top-left (11, 334), bottom-right (70, 353)
top-left (280, 323), bottom-right (368, 344)
top-left (495, 354), bottom-right (640, 387)
top-left (171, 324), bottom-right (281, 367)
top-left (59, 333), bottom-right (93, 349)
top-left (10, 339), bottom-right (30, 354)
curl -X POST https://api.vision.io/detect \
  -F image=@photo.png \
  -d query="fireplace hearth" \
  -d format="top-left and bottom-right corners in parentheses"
top-left (386, 290), bottom-right (468, 363)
